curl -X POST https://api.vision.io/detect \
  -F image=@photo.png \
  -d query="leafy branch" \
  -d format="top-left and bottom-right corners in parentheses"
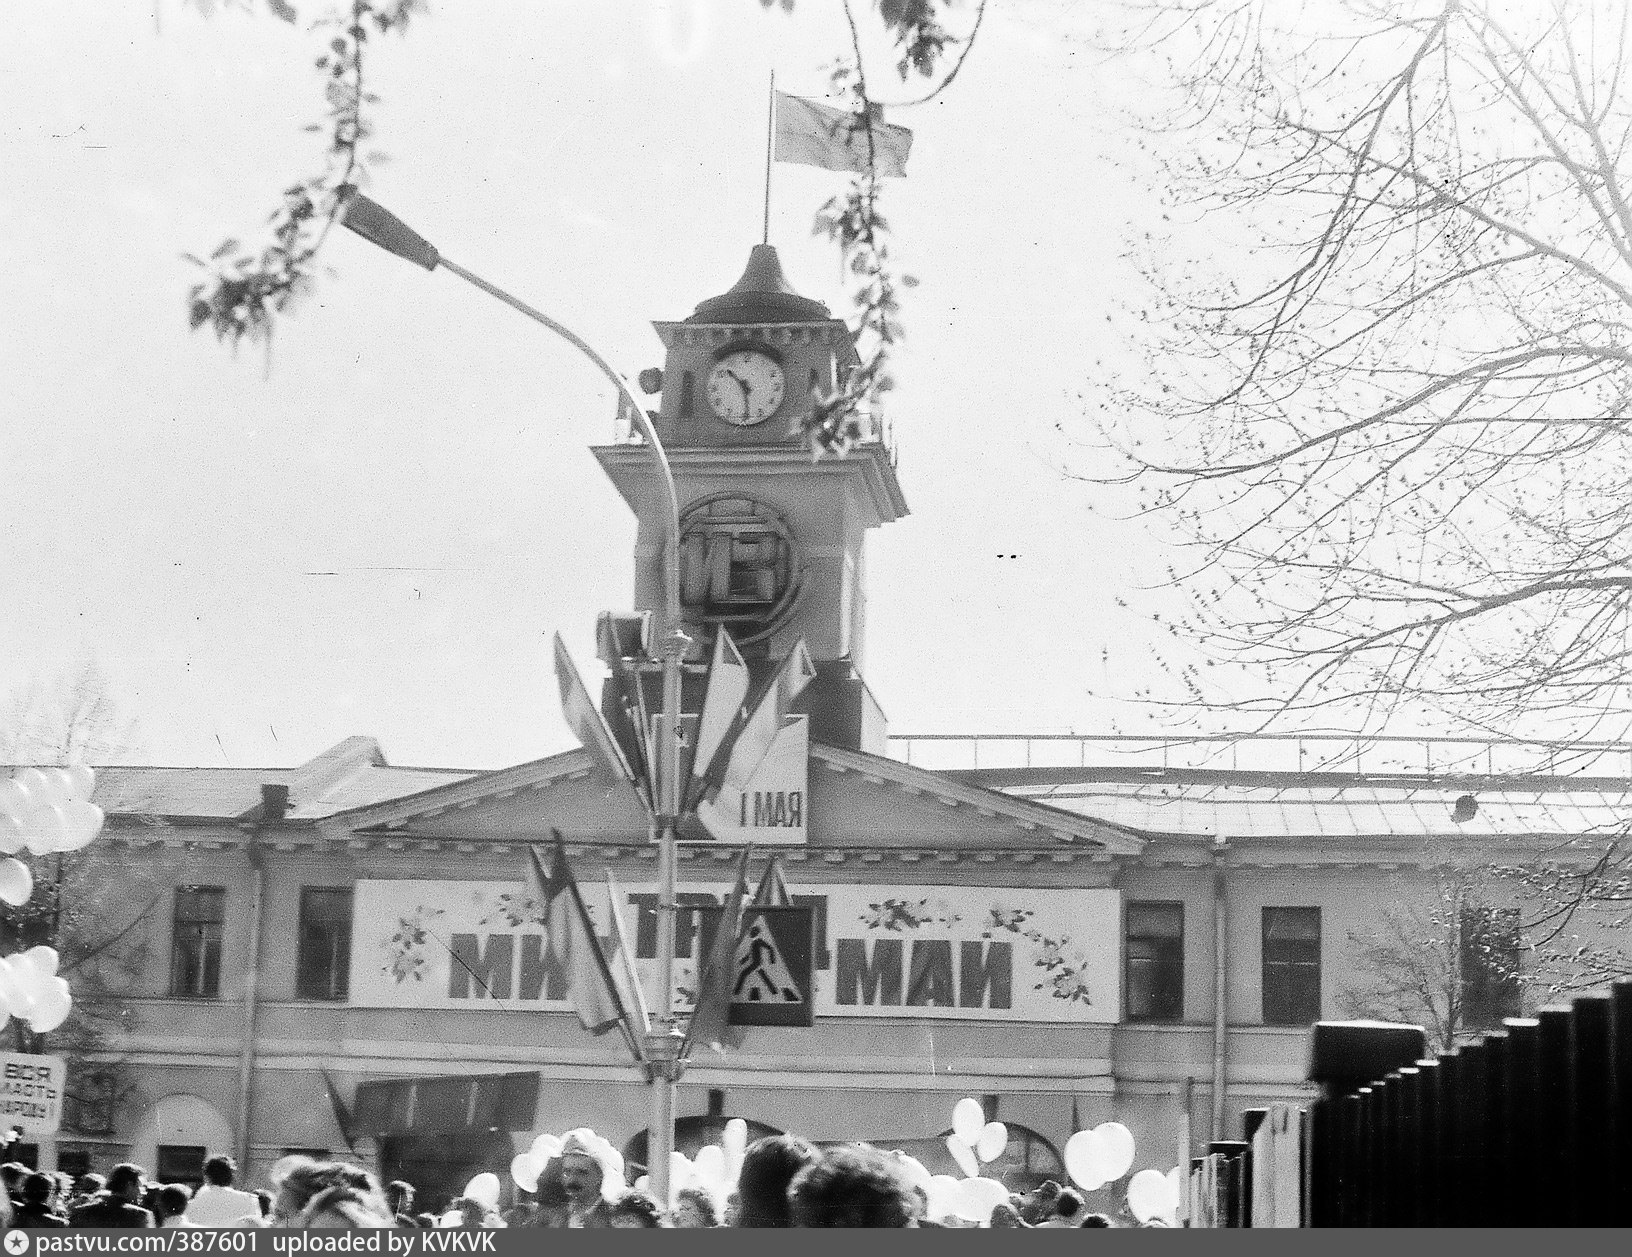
top-left (185, 1), bottom-right (424, 349)
top-left (189, 0), bottom-right (983, 460)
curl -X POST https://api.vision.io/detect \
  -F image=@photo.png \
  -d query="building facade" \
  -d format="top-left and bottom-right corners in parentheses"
top-left (12, 248), bottom-right (1616, 1205)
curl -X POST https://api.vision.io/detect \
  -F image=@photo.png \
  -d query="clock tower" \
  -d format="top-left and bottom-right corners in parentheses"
top-left (593, 244), bottom-right (908, 751)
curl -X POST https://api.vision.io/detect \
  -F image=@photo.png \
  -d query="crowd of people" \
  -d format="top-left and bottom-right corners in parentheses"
top-left (0, 1138), bottom-right (1144, 1229)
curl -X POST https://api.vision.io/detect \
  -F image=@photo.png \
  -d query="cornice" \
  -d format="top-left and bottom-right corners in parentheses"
top-left (593, 442), bottom-right (909, 525)
top-left (651, 321), bottom-right (853, 350)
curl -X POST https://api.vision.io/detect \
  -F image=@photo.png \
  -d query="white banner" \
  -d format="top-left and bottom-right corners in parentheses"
top-left (0, 1052), bottom-right (66, 1135)
top-left (350, 879), bottom-right (1120, 1023)
top-left (697, 716), bottom-right (808, 844)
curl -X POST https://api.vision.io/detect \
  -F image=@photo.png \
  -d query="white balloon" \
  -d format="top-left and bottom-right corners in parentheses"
top-left (510, 1153), bottom-right (541, 1192)
top-left (24, 805), bottom-right (69, 855)
top-left (975, 1121), bottom-right (1008, 1163)
top-left (0, 782), bottom-right (29, 825)
top-left (463, 1172), bottom-right (500, 1211)
top-left (1165, 1166), bottom-right (1184, 1224)
top-left (951, 1176), bottom-right (1009, 1224)
top-left (0, 961), bottom-right (26, 1019)
top-left (35, 769), bottom-right (73, 810)
top-left (530, 1132), bottom-right (562, 1160)
top-left (58, 800), bottom-right (103, 851)
top-left (889, 1152), bottom-right (932, 1193)
top-left (1127, 1169), bottom-right (1170, 1223)
top-left (944, 1133), bottom-right (979, 1179)
top-left (64, 765), bottom-right (95, 803)
top-left (0, 814), bottom-right (24, 856)
top-left (667, 1152), bottom-right (693, 1206)
top-left (0, 858), bottom-right (32, 907)
top-left (26, 978), bottom-right (70, 1033)
top-left (951, 1097), bottom-right (985, 1146)
top-left (925, 1175), bottom-right (962, 1221)
top-left (1064, 1129), bottom-right (1107, 1192)
top-left (693, 1144), bottom-right (727, 1191)
top-left (1091, 1122), bottom-right (1136, 1182)
top-left (11, 770), bottom-right (49, 805)
top-left (24, 946), bottom-right (58, 979)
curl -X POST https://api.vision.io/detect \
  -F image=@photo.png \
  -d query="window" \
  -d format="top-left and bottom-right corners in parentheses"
top-left (1125, 902), bottom-right (1184, 1022)
top-left (63, 1070), bottom-right (116, 1135)
top-left (1460, 901), bottom-right (1521, 1030)
top-left (170, 886), bottom-right (225, 998)
top-left (157, 1145), bottom-right (206, 1189)
top-left (297, 887), bottom-right (354, 1001)
top-left (1262, 907), bottom-right (1321, 1025)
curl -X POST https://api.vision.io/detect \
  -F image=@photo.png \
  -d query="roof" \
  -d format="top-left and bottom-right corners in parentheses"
top-left (977, 768), bottom-right (1632, 841)
top-left (20, 737), bottom-right (480, 822)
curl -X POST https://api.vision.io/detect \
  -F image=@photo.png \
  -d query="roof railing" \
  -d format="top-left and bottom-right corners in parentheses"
top-left (885, 733), bottom-right (1632, 779)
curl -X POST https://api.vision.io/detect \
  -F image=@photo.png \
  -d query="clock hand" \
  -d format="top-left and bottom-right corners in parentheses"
top-left (728, 371), bottom-right (753, 410)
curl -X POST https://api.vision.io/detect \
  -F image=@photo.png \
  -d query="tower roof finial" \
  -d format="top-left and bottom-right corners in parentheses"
top-left (688, 244), bottom-right (830, 324)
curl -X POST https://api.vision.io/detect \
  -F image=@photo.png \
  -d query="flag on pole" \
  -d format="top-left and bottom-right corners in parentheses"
top-left (694, 640), bottom-right (817, 807)
top-left (320, 1069), bottom-right (357, 1154)
top-left (774, 91), bottom-right (912, 177)
top-left (752, 856), bottom-right (793, 907)
top-left (553, 633), bottom-right (649, 811)
top-left (692, 629), bottom-right (750, 789)
top-left (684, 846), bottom-right (753, 1056)
top-left (604, 867), bottom-right (652, 1041)
top-left (527, 834), bottom-right (641, 1060)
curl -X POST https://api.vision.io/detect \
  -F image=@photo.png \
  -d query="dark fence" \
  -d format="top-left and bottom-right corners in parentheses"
top-left (1188, 980), bottom-right (1632, 1226)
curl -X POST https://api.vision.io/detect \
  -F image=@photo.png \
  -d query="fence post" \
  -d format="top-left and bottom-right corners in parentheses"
top-left (1570, 994), bottom-right (1614, 1226)
top-left (1536, 1007), bottom-right (1577, 1224)
top-left (1613, 982), bottom-right (1632, 1224)
top-left (1413, 1057), bottom-right (1443, 1226)
top-left (1501, 1018), bottom-right (1540, 1228)
top-left (1451, 1040), bottom-right (1489, 1228)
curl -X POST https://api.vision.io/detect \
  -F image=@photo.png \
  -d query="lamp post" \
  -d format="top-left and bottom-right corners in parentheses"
top-left (340, 193), bottom-right (689, 1201)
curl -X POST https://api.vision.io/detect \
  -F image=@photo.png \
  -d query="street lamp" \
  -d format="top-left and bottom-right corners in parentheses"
top-left (340, 192), bottom-right (690, 1201)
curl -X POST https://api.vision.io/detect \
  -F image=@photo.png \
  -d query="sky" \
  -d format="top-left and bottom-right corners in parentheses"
top-left (1, 0), bottom-right (1198, 772)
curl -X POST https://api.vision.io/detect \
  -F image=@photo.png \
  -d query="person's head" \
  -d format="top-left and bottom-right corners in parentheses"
top-left (300, 1185), bottom-right (396, 1229)
top-left (1079, 1212), bottom-right (1114, 1228)
top-left (0, 1163), bottom-right (27, 1194)
top-left (384, 1181), bottom-right (414, 1216)
top-left (735, 1134), bottom-right (819, 1228)
top-left (1054, 1188), bottom-right (1084, 1222)
top-left (557, 1136), bottom-right (604, 1206)
top-left (989, 1202), bottom-right (1024, 1228)
top-left (607, 1191), bottom-right (667, 1228)
top-left (158, 1184), bottom-right (192, 1221)
top-left (75, 1173), bottom-right (106, 1200)
top-left (20, 1172), bottom-right (55, 1208)
top-left (272, 1160), bottom-right (382, 1225)
top-left (672, 1186), bottom-right (719, 1228)
top-left (787, 1144), bottom-right (918, 1229)
top-left (203, 1156), bottom-right (237, 1188)
top-left (107, 1164), bottom-right (146, 1203)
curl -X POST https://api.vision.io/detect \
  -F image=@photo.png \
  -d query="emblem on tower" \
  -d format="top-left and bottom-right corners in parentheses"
top-left (677, 492), bottom-right (803, 645)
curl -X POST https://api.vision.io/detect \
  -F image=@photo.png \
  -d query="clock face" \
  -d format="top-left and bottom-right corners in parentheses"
top-left (706, 349), bottom-right (786, 426)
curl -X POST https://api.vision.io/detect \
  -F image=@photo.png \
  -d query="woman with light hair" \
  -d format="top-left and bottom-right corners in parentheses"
top-left (270, 1159), bottom-right (395, 1228)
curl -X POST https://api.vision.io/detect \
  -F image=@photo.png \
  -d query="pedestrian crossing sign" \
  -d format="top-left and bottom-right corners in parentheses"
top-left (728, 905), bottom-right (815, 1027)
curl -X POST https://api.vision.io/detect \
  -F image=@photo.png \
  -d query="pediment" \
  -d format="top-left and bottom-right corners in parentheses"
top-left (319, 743), bottom-right (1146, 857)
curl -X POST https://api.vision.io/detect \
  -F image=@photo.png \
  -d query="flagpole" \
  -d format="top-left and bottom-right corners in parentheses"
top-left (338, 192), bottom-right (692, 1212)
top-left (763, 70), bottom-right (776, 245)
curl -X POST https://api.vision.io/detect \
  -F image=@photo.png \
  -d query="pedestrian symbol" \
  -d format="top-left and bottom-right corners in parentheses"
top-left (729, 905), bottom-right (815, 1028)
top-left (734, 913), bottom-right (803, 1003)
